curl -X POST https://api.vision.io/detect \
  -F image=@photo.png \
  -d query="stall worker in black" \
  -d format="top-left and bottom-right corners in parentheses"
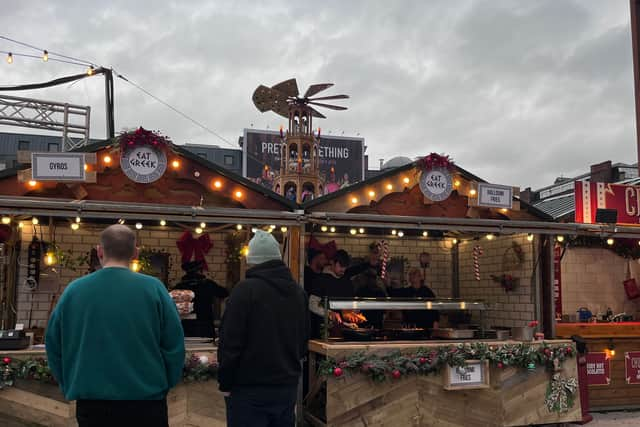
top-left (308, 250), bottom-right (354, 337)
top-left (352, 268), bottom-right (388, 329)
top-left (402, 268), bottom-right (440, 331)
top-left (174, 260), bottom-right (229, 338)
top-left (304, 247), bottom-right (328, 294)
top-left (344, 242), bottom-right (382, 280)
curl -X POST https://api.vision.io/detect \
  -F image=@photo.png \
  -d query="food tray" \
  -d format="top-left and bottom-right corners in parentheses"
top-left (430, 328), bottom-right (475, 339)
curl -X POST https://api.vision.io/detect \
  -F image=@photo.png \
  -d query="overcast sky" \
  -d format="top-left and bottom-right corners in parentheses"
top-left (0, 0), bottom-right (636, 190)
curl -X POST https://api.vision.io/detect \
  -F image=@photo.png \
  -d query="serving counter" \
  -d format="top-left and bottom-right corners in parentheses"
top-left (556, 322), bottom-right (640, 410)
top-left (306, 339), bottom-right (582, 427)
top-left (0, 344), bottom-right (225, 427)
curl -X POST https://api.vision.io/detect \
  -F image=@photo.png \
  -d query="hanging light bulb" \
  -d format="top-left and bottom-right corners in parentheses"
top-left (32, 217), bottom-right (39, 225)
top-left (403, 177), bottom-right (410, 185)
top-left (349, 229), bottom-right (357, 235)
top-left (135, 222), bottom-right (143, 230)
top-left (358, 228), bottom-right (365, 234)
top-left (6, 53), bottom-right (13, 64)
top-left (28, 180), bottom-right (37, 187)
top-left (213, 180), bottom-right (222, 189)
top-left (44, 251), bottom-right (56, 266)
top-left (281, 226), bottom-right (288, 232)
top-left (103, 155), bottom-right (112, 164)
top-left (200, 222), bottom-right (206, 229)
top-left (397, 231), bottom-right (404, 237)
top-left (556, 235), bottom-right (565, 243)
top-left (1, 216), bottom-right (10, 225)
top-left (452, 238), bottom-right (458, 245)
top-left (386, 184), bottom-right (393, 191)
top-left (236, 224), bottom-right (243, 230)
top-left (71, 223), bottom-right (80, 231)
top-left (368, 191), bottom-right (375, 198)
top-left (351, 197), bottom-right (359, 205)
top-left (321, 225), bottom-right (328, 232)
top-left (87, 66), bottom-right (95, 76)
top-left (160, 220), bottom-right (167, 226)
top-left (422, 231), bottom-right (428, 237)
top-left (17, 222), bottom-right (23, 229)
top-left (42, 50), bottom-right (49, 62)
top-left (171, 160), bottom-right (180, 169)
top-left (130, 259), bottom-right (141, 272)
top-left (251, 227), bottom-right (258, 233)
top-left (391, 230), bottom-right (397, 235)
top-left (527, 234), bottom-right (534, 242)
top-left (330, 227), bottom-right (336, 233)
top-left (486, 234), bottom-right (495, 241)
top-left (469, 189), bottom-right (477, 196)
top-left (118, 218), bottom-right (125, 225)
top-left (454, 179), bottom-right (461, 188)
top-left (195, 227), bottom-right (203, 234)
top-left (235, 190), bottom-right (243, 199)
top-left (607, 238), bottom-right (614, 246)
top-left (75, 216), bottom-right (81, 223)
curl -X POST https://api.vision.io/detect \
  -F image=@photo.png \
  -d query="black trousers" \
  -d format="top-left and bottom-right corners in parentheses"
top-left (225, 384), bottom-right (298, 427)
top-left (76, 398), bottom-right (168, 427)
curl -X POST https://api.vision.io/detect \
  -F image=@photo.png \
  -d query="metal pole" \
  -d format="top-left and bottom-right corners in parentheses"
top-left (104, 69), bottom-right (115, 140)
top-left (630, 0), bottom-right (640, 174)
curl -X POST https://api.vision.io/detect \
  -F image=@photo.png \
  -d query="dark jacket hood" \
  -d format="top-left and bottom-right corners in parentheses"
top-left (246, 260), bottom-right (297, 295)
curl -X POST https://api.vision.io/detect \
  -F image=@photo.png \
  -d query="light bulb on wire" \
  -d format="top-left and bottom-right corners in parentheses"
top-left (87, 66), bottom-right (95, 76)
top-left (6, 53), bottom-right (13, 64)
top-left (42, 50), bottom-right (48, 62)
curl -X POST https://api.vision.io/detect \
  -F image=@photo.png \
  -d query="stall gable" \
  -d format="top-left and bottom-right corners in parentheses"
top-left (0, 140), bottom-right (295, 211)
top-left (304, 162), bottom-right (549, 221)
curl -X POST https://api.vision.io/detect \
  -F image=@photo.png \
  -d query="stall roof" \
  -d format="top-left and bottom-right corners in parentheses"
top-left (303, 159), bottom-right (552, 221)
top-left (0, 138), bottom-right (297, 211)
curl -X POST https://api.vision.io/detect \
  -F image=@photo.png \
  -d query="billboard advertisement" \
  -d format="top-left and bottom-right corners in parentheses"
top-left (242, 129), bottom-right (365, 194)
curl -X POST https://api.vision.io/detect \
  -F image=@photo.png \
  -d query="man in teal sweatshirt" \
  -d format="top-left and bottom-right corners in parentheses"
top-left (46, 224), bottom-right (185, 427)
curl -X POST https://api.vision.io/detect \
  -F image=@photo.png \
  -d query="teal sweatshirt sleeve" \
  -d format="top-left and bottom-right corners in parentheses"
top-left (45, 298), bottom-right (65, 393)
top-left (159, 287), bottom-right (186, 388)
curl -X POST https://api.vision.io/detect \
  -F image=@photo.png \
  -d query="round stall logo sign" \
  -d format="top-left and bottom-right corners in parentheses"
top-left (419, 167), bottom-right (453, 201)
top-left (121, 145), bottom-right (167, 183)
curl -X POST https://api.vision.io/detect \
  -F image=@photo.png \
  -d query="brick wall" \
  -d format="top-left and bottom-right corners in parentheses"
top-left (560, 247), bottom-right (640, 319)
top-left (15, 225), bottom-right (250, 328)
top-left (458, 234), bottom-right (537, 328)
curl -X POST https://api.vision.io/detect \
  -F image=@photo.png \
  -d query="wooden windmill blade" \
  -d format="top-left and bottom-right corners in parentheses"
top-left (303, 83), bottom-right (333, 98)
top-left (307, 94), bottom-right (350, 101)
top-left (307, 101), bottom-right (348, 111)
top-left (308, 106), bottom-right (327, 118)
top-left (252, 85), bottom-right (287, 112)
top-left (272, 78), bottom-right (299, 98)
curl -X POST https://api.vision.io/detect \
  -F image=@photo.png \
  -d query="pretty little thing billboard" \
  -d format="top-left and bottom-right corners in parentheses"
top-left (241, 129), bottom-right (364, 194)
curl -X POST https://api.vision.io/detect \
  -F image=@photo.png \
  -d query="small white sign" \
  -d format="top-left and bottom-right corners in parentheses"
top-left (478, 183), bottom-right (513, 209)
top-left (449, 361), bottom-right (482, 385)
top-left (31, 153), bottom-right (86, 181)
top-left (419, 168), bottom-right (453, 202)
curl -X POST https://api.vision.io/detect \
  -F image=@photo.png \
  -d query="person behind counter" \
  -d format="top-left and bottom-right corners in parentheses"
top-left (402, 268), bottom-right (440, 331)
top-left (45, 224), bottom-right (185, 427)
top-left (308, 250), bottom-right (354, 334)
top-left (218, 230), bottom-right (308, 427)
top-left (173, 260), bottom-right (229, 338)
top-left (344, 242), bottom-right (381, 280)
top-left (304, 247), bottom-right (328, 294)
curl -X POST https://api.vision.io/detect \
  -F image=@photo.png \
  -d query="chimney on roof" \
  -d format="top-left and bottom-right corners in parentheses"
top-left (520, 187), bottom-right (532, 204)
top-left (590, 161), bottom-right (613, 183)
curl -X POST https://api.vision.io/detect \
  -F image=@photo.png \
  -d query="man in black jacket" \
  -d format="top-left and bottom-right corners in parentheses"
top-left (218, 230), bottom-right (308, 427)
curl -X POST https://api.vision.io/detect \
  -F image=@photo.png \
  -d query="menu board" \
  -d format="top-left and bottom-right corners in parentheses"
top-left (625, 352), bottom-right (640, 384)
top-left (586, 353), bottom-right (610, 386)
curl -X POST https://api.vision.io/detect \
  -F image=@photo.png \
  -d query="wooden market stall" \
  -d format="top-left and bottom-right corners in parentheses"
top-left (0, 130), bottom-right (300, 427)
top-left (299, 155), bottom-right (585, 426)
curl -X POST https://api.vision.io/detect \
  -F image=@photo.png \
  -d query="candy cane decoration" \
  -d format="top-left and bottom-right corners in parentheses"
top-left (473, 245), bottom-right (483, 281)
top-left (379, 240), bottom-right (389, 279)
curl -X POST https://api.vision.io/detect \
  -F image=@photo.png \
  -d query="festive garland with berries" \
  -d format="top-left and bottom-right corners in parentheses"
top-left (117, 127), bottom-right (172, 151)
top-left (318, 342), bottom-right (577, 413)
top-left (0, 354), bottom-right (219, 390)
top-left (416, 153), bottom-right (455, 172)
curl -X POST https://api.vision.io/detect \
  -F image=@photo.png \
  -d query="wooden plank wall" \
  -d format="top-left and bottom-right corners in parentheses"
top-left (324, 361), bottom-right (582, 426)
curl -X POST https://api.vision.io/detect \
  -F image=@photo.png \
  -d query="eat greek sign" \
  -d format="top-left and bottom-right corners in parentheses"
top-left (121, 145), bottom-right (167, 184)
top-left (478, 183), bottom-right (513, 209)
top-left (31, 153), bottom-right (85, 181)
top-left (419, 168), bottom-right (453, 202)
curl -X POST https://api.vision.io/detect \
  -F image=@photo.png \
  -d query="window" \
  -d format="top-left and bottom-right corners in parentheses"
top-left (18, 141), bottom-right (30, 151)
top-left (224, 155), bottom-right (234, 166)
top-left (47, 143), bottom-right (60, 152)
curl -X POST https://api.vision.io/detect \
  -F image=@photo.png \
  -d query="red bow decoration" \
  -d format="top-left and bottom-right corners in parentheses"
top-left (308, 236), bottom-right (337, 260)
top-left (176, 231), bottom-right (213, 270)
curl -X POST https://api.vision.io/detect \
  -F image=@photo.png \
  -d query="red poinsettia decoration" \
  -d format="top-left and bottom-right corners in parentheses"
top-left (117, 127), bottom-right (172, 151)
top-left (417, 153), bottom-right (455, 172)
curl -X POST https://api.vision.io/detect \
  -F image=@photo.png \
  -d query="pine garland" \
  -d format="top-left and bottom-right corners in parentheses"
top-left (0, 354), bottom-right (219, 390)
top-left (318, 342), bottom-right (578, 413)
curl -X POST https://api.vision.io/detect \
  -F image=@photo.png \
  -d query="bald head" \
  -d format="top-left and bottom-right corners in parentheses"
top-left (99, 225), bottom-right (137, 263)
